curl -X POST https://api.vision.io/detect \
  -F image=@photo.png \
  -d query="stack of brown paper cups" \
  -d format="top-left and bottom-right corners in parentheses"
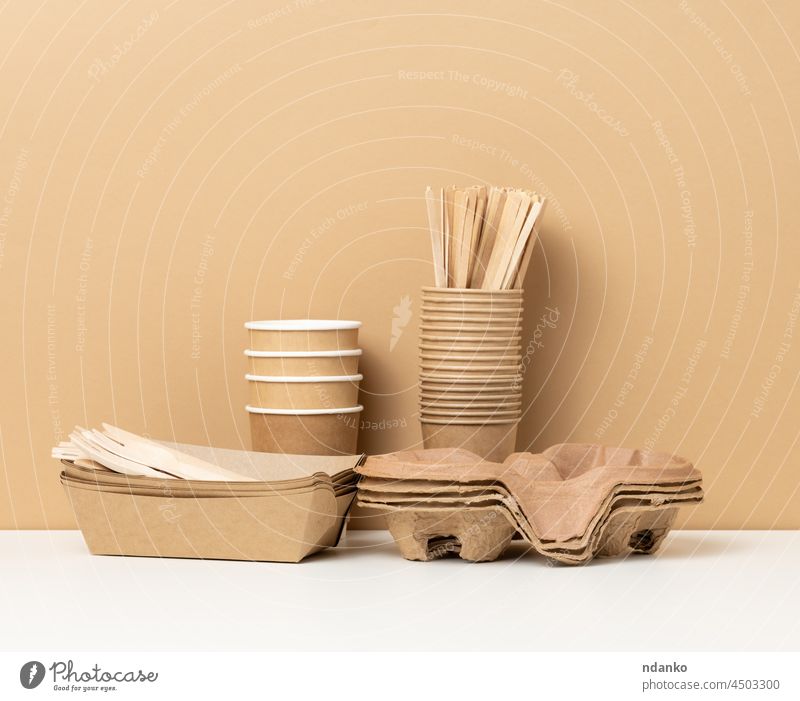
top-left (245, 320), bottom-right (363, 455)
top-left (419, 287), bottom-right (523, 461)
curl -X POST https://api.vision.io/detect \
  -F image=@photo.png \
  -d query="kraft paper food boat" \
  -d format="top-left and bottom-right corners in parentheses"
top-left (54, 426), bottom-right (364, 563)
top-left (356, 445), bottom-right (703, 564)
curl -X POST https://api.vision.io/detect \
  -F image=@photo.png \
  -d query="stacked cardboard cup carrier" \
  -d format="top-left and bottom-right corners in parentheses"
top-left (53, 425), bottom-right (363, 562)
top-left (245, 320), bottom-right (363, 456)
top-left (356, 444), bottom-right (703, 565)
top-left (421, 185), bottom-right (545, 461)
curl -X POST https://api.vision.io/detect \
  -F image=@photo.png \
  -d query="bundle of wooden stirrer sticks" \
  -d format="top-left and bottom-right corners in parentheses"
top-left (425, 185), bottom-right (546, 290)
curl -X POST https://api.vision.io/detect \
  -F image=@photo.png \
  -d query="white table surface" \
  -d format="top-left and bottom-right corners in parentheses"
top-left (1, 529), bottom-right (797, 651)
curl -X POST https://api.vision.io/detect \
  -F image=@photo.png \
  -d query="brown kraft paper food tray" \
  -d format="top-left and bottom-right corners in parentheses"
top-left (356, 444), bottom-right (703, 564)
top-left (60, 448), bottom-right (364, 562)
top-left (67, 476), bottom-right (355, 552)
top-left (63, 481), bottom-right (340, 563)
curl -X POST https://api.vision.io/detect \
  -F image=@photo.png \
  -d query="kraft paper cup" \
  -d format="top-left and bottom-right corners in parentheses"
top-left (245, 349), bottom-right (361, 376)
top-left (419, 408), bottom-right (521, 419)
top-left (419, 400), bottom-right (522, 411)
top-left (420, 386), bottom-right (522, 399)
top-left (247, 374), bottom-right (362, 409)
top-left (247, 405), bottom-right (362, 456)
top-left (420, 341), bottom-right (523, 354)
top-left (420, 308), bottom-right (522, 324)
top-left (420, 301), bottom-right (522, 315)
top-left (421, 302), bottom-right (523, 314)
top-left (420, 420), bottom-right (518, 462)
top-left (419, 397), bottom-right (522, 409)
top-left (420, 313), bottom-right (522, 325)
top-left (421, 355), bottom-right (521, 365)
top-left (421, 300), bottom-right (523, 317)
top-left (420, 389), bottom-right (523, 402)
top-left (420, 395), bottom-right (522, 406)
top-left (420, 371), bottom-right (521, 382)
top-left (421, 351), bottom-right (522, 363)
top-left (420, 361), bottom-right (521, 374)
top-left (420, 320), bottom-right (520, 331)
top-left (419, 410), bottom-right (522, 420)
top-left (419, 415), bottom-right (521, 427)
top-left (419, 384), bottom-right (522, 397)
top-left (419, 391), bottom-right (523, 402)
top-left (419, 332), bottom-right (522, 344)
top-left (420, 319), bottom-right (522, 330)
top-left (420, 332), bottom-right (522, 346)
top-left (246, 320), bottom-right (361, 352)
top-left (420, 289), bottom-right (523, 330)
top-left (421, 286), bottom-right (522, 301)
top-left (419, 415), bottom-right (520, 425)
top-left (420, 374), bottom-right (522, 384)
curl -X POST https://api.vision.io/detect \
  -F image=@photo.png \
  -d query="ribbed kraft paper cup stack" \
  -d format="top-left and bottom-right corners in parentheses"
top-left (419, 287), bottom-right (523, 461)
top-left (245, 320), bottom-right (363, 455)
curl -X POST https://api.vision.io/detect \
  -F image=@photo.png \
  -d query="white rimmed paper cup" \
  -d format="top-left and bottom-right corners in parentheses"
top-left (246, 373), bottom-right (362, 409)
top-left (247, 405), bottom-right (362, 456)
top-left (245, 348), bottom-right (362, 376)
top-left (245, 319), bottom-right (361, 351)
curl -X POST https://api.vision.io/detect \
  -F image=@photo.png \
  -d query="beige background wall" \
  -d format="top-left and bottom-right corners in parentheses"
top-left (0, 0), bottom-right (798, 530)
